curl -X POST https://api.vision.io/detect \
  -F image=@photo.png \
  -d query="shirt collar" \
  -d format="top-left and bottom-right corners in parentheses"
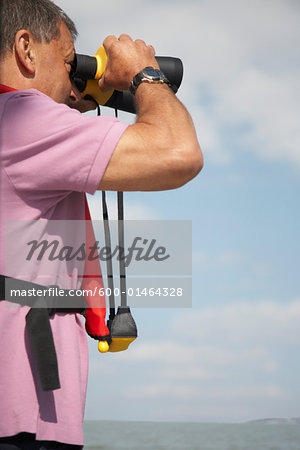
top-left (0, 83), bottom-right (17, 93)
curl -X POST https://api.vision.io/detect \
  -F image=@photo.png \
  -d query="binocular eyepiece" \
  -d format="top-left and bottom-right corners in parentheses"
top-left (71, 46), bottom-right (184, 114)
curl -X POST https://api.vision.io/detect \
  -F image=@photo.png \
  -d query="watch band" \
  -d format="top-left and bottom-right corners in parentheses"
top-left (130, 67), bottom-right (173, 96)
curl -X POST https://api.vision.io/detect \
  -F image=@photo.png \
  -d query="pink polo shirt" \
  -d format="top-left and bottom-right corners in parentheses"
top-left (0, 88), bottom-right (128, 445)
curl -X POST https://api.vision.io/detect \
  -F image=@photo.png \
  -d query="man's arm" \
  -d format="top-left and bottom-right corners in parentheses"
top-left (97, 34), bottom-right (203, 192)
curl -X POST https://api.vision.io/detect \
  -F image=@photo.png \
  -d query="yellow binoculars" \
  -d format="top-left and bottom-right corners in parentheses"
top-left (71, 45), bottom-right (183, 113)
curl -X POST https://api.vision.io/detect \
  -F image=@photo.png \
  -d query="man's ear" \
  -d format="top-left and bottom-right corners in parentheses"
top-left (14, 29), bottom-right (36, 76)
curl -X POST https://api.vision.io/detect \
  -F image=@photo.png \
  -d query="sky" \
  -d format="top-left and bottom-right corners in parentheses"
top-left (55, 0), bottom-right (300, 423)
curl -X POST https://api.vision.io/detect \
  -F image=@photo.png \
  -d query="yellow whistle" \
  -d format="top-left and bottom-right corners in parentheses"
top-left (98, 340), bottom-right (109, 353)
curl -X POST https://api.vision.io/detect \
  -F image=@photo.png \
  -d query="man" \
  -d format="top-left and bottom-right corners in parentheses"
top-left (0, 0), bottom-right (203, 448)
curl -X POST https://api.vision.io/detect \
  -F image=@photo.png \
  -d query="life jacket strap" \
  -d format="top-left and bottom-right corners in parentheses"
top-left (0, 274), bottom-right (85, 391)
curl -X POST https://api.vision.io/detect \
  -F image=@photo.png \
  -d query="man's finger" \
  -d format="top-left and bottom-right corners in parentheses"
top-left (147, 44), bottom-right (156, 57)
top-left (102, 35), bottom-right (118, 51)
top-left (118, 34), bottom-right (133, 42)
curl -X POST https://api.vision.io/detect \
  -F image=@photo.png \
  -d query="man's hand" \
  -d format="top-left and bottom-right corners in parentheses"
top-left (67, 82), bottom-right (98, 113)
top-left (98, 34), bottom-right (159, 92)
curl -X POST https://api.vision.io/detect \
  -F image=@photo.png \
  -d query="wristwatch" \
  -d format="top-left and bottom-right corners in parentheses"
top-left (130, 67), bottom-right (173, 95)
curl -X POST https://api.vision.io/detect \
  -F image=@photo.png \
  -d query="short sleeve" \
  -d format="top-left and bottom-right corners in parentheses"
top-left (1, 90), bottom-right (128, 196)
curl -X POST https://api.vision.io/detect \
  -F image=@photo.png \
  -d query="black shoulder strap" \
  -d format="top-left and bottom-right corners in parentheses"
top-left (0, 275), bottom-right (60, 391)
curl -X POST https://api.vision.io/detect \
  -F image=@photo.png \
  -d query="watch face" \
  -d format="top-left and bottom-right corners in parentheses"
top-left (143, 67), bottom-right (161, 80)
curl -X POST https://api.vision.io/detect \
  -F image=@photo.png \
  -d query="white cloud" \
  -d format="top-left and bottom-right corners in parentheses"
top-left (87, 299), bottom-right (300, 421)
top-left (56, 0), bottom-right (300, 170)
top-left (218, 68), bottom-right (300, 167)
top-left (124, 337), bottom-right (279, 381)
top-left (193, 250), bottom-right (246, 268)
top-left (127, 383), bottom-right (284, 402)
top-left (170, 300), bottom-right (300, 345)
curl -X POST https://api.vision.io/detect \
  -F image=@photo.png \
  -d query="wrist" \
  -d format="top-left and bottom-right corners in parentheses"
top-left (130, 67), bottom-right (174, 96)
top-left (134, 82), bottom-right (176, 117)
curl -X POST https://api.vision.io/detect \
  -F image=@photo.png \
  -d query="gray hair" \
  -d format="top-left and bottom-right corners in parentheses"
top-left (0, 0), bottom-right (78, 57)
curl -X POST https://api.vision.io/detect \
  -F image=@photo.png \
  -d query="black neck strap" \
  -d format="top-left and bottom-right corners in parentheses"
top-left (100, 108), bottom-right (128, 320)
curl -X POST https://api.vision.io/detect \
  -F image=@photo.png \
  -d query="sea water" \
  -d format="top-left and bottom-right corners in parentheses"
top-left (83, 421), bottom-right (300, 450)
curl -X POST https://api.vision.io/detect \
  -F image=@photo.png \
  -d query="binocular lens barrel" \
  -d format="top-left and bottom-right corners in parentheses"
top-left (72, 54), bottom-right (98, 80)
top-left (157, 57), bottom-right (183, 93)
